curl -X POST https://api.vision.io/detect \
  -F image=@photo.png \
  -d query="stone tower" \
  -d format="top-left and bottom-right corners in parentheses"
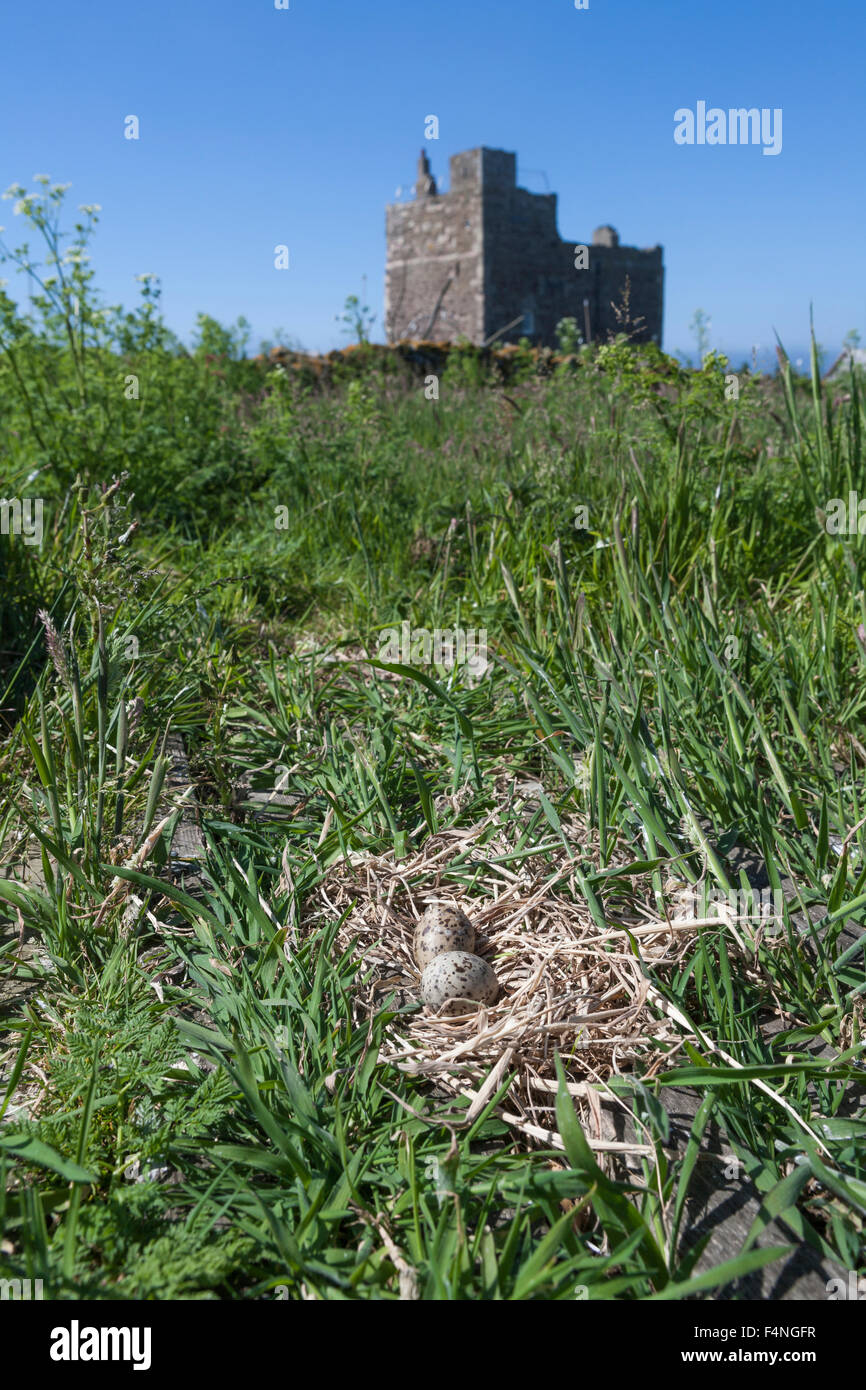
top-left (385, 146), bottom-right (664, 348)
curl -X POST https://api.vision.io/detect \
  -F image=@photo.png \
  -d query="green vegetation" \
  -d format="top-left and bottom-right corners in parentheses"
top-left (1, 185), bottom-right (865, 1299)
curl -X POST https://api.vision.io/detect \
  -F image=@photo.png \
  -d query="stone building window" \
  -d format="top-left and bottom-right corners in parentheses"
top-left (522, 310), bottom-right (535, 336)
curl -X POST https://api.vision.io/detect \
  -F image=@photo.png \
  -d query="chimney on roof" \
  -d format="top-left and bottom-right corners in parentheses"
top-left (593, 225), bottom-right (620, 247)
top-left (415, 149), bottom-right (438, 198)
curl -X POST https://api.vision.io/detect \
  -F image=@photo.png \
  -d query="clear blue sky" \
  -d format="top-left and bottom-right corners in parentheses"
top-left (1, 0), bottom-right (864, 365)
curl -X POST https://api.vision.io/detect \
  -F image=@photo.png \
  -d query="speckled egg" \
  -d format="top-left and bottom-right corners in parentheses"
top-left (420, 951), bottom-right (498, 1016)
top-left (413, 904), bottom-right (475, 972)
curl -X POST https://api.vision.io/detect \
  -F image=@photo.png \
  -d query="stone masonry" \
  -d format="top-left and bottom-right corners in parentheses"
top-left (385, 147), bottom-right (664, 349)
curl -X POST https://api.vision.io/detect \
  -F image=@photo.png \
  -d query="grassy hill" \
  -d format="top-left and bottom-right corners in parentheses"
top-left (1, 186), bottom-right (864, 1299)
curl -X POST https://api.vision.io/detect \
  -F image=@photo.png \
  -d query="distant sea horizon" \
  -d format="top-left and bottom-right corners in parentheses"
top-left (670, 343), bottom-right (847, 375)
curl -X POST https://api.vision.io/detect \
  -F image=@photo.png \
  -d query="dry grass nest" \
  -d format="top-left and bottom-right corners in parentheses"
top-left (302, 808), bottom-right (702, 1156)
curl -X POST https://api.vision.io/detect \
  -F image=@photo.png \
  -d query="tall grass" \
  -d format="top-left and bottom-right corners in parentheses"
top-left (1, 185), bottom-right (865, 1298)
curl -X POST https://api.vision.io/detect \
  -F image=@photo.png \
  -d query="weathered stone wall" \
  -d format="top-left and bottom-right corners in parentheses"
top-left (385, 146), bottom-right (664, 349)
top-left (384, 154), bottom-right (484, 342)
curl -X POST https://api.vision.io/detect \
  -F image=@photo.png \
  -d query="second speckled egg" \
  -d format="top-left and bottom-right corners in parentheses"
top-left (420, 951), bottom-right (499, 1015)
top-left (413, 903), bottom-right (475, 971)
